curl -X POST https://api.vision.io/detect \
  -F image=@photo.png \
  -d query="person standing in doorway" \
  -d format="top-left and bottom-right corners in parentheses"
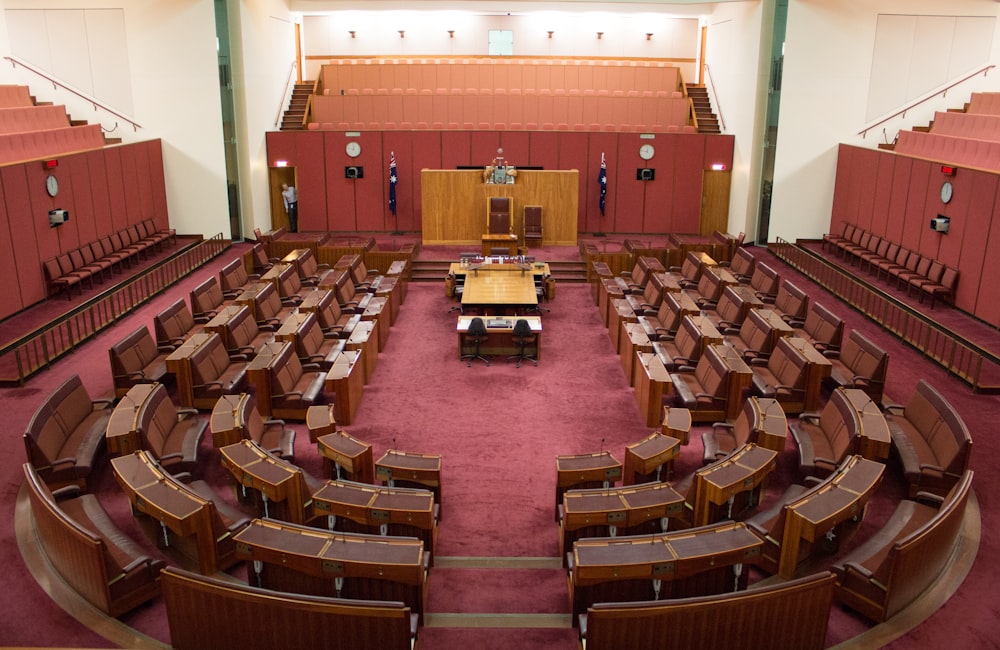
top-left (281, 183), bottom-right (298, 232)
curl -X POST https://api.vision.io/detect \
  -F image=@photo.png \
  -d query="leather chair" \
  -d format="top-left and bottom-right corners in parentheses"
top-left (268, 342), bottom-right (327, 420)
top-left (109, 325), bottom-right (172, 398)
top-left (190, 277), bottom-right (225, 323)
top-left (506, 319), bottom-right (537, 367)
top-left (154, 299), bottom-right (200, 352)
top-left (524, 205), bottom-right (542, 247)
top-left (462, 317), bottom-right (490, 367)
top-left (488, 196), bottom-right (512, 234)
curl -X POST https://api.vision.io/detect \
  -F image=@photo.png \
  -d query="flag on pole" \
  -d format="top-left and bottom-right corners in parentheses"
top-left (598, 152), bottom-right (607, 216)
top-left (388, 151), bottom-right (398, 216)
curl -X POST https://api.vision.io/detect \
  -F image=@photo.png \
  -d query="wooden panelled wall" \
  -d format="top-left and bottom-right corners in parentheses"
top-left (832, 144), bottom-right (1000, 325)
top-left (0, 140), bottom-right (169, 320)
top-left (264, 130), bottom-right (735, 237)
top-left (421, 170), bottom-right (579, 246)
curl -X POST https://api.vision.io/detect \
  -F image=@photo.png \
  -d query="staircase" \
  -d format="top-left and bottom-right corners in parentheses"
top-left (280, 82), bottom-right (313, 131)
top-left (687, 84), bottom-right (721, 134)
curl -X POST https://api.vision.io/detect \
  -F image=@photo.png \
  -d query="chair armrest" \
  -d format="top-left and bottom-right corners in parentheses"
top-left (157, 343), bottom-right (177, 353)
top-left (302, 363), bottom-right (322, 372)
top-left (193, 380), bottom-right (224, 389)
top-left (814, 456), bottom-right (838, 468)
top-left (695, 392), bottom-right (724, 402)
top-left (274, 391), bottom-right (304, 398)
top-left (51, 485), bottom-right (83, 500)
top-left (176, 408), bottom-right (200, 418)
top-left (748, 357), bottom-right (769, 366)
top-left (712, 421), bottom-right (734, 434)
top-left (92, 398), bottom-right (115, 409)
top-left (918, 462), bottom-right (947, 473)
top-left (675, 364), bottom-right (697, 373)
top-left (798, 411), bottom-right (821, 424)
top-left (158, 452), bottom-right (184, 462)
top-left (802, 476), bottom-right (824, 486)
top-left (882, 402), bottom-right (904, 414)
top-left (852, 375), bottom-right (872, 387)
top-left (785, 317), bottom-right (804, 327)
top-left (914, 490), bottom-right (946, 506)
top-left (263, 418), bottom-right (287, 426)
top-left (227, 353), bottom-right (249, 362)
top-left (696, 298), bottom-right (718, 310)
top-left (775, 384), bottom-right (803, 397)
top-left (843, 561), bottom-right (874, 580)
top-left (50, 457), bottom-right (78, 470)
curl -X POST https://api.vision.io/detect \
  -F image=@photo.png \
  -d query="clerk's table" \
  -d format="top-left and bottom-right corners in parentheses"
top-left (456, 315), bottom-right (542, 359)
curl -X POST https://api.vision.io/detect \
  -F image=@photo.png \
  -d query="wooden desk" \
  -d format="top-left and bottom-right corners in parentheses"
top-left (376, 450), bottom-right (443, 519)
top-left (165, 332), bottom-right (215, 409)
top-left (245, 341), bottom-right (284, 418)
top-left (754, 308), bottom-right (796, 352)
top-left (661, 406), bottom-right (693, 446)
top-left (570, 521), bottom-right (763, 624)
top-left (841, 388), bottom-right (891, 462)
top-left (312, 480), bottom-right (438, 561)
top-left (690, 443), bottom-right (778, 527)
top-left (782, 336), bottom-right (832, 412)
top-left (457, 315), bottom-right (542, 359)
top-left (316, 430), bottom-right (375, 483)
top-left (106, 383), bottom-right (157, 456)
top-left (750, 397), bottom-right (788, 453)
top-left (711, 344), bottom-right (755, 420)
top-left (634, 352), bottom-right (672, 427)
top-left (778, 455), bottom-right (885, 578)
top-left (598, 278), bottom-right (624, 327)
top-left (218, 439), bottom-right (313, 524)
top-left (202, 305), bottom-right (251, 351)
top-left (560, 481), bottom-right (685, 562)
top-left (619, 322), bottom-right (652, 386)
top-left (608, 298), bottom-right (637, 350)
top-left (623, 433), bottom-right (681, 486)
top-left (481, 232), bottom-right (518, 255)
top-left (556, 451), bottom-right (622, 520)
top-left (110, 451), bottom-right (226, 575)
top-left (232, 282), bottom-right (270, 321)
top-left (727, 285), bottom-right (766, 323)
top-left (275, 312), bottom-right (348, 365)
top-left (346, 320), bottom-right (378, 383)
top-left (323, 350), bottom-right (364, 425)
top-left (280, 248), bottom-right (311, 276)
top-left (590, 262), bottom-right (613, 304)
top-left (361, 294), bottom-right (391, 348)
top-left (457, 263), bottom-right (540, 314)
top-left (232, 518), bottom-right (427, 619)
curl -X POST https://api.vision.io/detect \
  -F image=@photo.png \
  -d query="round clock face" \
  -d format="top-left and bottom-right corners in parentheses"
top-left (639, 144), bottom-right (655, 160)
top-left (346, 141), bottom-right (361, 158)
top-left (45, 174), bottom-right (58, 197)
top-left (941, 181), bottom-right (953, 204)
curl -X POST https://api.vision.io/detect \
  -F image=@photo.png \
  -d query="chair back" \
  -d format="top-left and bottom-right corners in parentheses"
top-left (512, 318), bottom-right (532, 338)
top-left (468, 317), bottom-right (487, 338)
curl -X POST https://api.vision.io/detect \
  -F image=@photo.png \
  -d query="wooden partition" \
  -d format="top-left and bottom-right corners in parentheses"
top-left (421, 169), bottom-right (578, 246)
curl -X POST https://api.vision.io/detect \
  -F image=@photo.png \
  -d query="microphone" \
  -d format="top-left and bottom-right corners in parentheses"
top-left (392, 436), bottom-right (398, 452)
top-left (599, 437), bottom-right (605, 453)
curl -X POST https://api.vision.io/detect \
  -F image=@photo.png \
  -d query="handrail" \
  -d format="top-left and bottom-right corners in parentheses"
top-left (274, 60), bottom-right (298, 129)
top-left (4, 55), bottom-right (142, 132)
top-left (858, 64), bottom-right (995, 138)
top-left (703, 63), bottom-right (726, 133)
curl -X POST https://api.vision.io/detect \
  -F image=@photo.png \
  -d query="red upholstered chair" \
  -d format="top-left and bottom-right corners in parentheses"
top-left (267, 342), bottom-right (326, 420)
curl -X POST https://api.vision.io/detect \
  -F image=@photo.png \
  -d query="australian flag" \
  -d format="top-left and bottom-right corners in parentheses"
top-left (598, 152), bottom-right (607, 216)
top-left (389, 151), bottom-right (398, 216)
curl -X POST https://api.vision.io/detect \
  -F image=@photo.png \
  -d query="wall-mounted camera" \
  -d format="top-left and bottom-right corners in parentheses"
top-left (636, 168), bottom-right (655, 181)
top-left (345, 166), bottom-right (364, 179)
top-left (930, 215), bottom-right (950, 233)
top-left (48, 209), bottom-right (69, 227)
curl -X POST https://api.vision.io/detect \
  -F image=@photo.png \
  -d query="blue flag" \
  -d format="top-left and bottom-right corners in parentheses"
top-left (598, 152), bottom-right (607, 216)
top-left (389, 151), bottom-right (398, 216)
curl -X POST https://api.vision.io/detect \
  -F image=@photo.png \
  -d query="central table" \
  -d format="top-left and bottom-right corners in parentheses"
top-left (451, 262), bottom-right (548, 315)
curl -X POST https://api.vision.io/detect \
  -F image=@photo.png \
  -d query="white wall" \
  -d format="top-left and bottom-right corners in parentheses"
top-left (0, 0), bottom-right (230, 239)
top-left (227, 0), bottom-right (297, 238)
top-left (770, 0), bottom-right (1000, 242)
top-left (705, 1), bottom-right (767, 240)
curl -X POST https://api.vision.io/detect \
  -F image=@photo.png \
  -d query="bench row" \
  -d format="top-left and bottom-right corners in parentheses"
top-left (0, 104), bottom-right (70, 134)
top-left (0, 123), bottom-right (105, 165)
top-left (823, 223), bottom-right (959, 307)
top-left (310, 93), bottom-right (692, 132)
top-left (42, 219), bottom-right (176, 299)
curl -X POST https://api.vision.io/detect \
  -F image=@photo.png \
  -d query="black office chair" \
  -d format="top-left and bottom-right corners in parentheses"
top-left (527, 274), bottom-right (550, 314)
top-left (461, 317), bottom-right (490, 367)
top-left (506, 319), bottom-right (537, 367)
top-left (448, 273), bottom-right (465, 313)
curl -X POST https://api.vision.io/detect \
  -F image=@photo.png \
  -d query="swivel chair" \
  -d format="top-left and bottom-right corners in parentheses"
top-left (506, 319), bottom-right (537, 367)
top-left (527, 274), bottom-right (550, 314)
top-left (448, 273), bottom-right (465, 313)
top-left (461, 317), bottom-right (490, 367)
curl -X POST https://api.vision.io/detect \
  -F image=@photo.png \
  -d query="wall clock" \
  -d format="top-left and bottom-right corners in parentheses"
top-left (346, 141), bottom-right (361, 158)
top-left (639, 144), bottom-right (655, 160)
top-left (45, 174), bottom-right (59, 197)
top-left (941, 181), bottom-right (953, 204)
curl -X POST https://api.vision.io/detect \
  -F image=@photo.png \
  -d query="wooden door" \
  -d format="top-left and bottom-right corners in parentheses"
top-left (269, 167), bottom-right (297, 231)
top-left (700, 170), bottom-right (731, 236)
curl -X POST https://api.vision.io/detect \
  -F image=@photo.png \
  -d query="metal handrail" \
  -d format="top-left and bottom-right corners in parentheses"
top-left (858, 64), bottom-right (995, 138)
top-left (274, 60), bottom-right (298, 129)
top-left (703, 63), bottom-right (726, 133)
top-left (4, 55), bottom-right (142, 131)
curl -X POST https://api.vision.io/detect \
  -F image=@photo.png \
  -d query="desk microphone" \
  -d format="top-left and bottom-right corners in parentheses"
top-left (600, 437), bottom-right (605, 453)
top-left (392, 436), bottom-right (398, 451)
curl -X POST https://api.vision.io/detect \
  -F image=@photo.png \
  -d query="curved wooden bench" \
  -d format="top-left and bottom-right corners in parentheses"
top-left (580, 571), bottom-right (835, 650)
top-left (23, 374), bottom-right (112, 489)
top-left (161, 566), bottom-right (417, 650)
top-left (22, 463), bottom-right (163, 617)
top-left (833, 469), bottom-right (973, 622)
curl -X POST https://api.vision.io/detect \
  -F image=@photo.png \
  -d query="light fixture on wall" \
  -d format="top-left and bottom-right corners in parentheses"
top-left (646, 33), bottom-right (653, 40)
top-left (448, 30), bottom-right (455, 38)
top-left (711, 163), bottom-right (726, 171)
top-left (275, 160), bottom-right (288, 168)
top-left (398, 30), bottom-right (405, 39)
top-left (348, 30), bottom-right (356, 39)
top-left (596, 32), bottom-right (603, 39)
top-left (547, 31), bottom-right (554, 39)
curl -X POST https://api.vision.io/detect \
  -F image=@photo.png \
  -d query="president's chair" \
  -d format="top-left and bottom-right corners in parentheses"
top-left (462, 317), bottom-right (490, 367)
top-left (506, 319), bottom-right (537, 367)
top-left (487, 197), bottom-right (511, 234)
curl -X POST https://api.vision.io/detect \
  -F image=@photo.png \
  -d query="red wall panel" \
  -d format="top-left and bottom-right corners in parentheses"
top-left (119, 145), bottom-right (142, 224)
top-left (885, 156), bottom-right (911, 245)
top-left (470, 131), bottom-right (502, 167)
top-left (935, 169), bottom-right (970, 269)
top-left (2, 166), bottom-right (44, 307)
top-left (899, 161), bottom-right (930, 251)
top-left (0, 181), bottom-right (23, 316)
top-left (383, 132), bottom-right (415, 232)
top-left (556, 133), bottom-right (590, 232)
top-left (322, 131), bottom-right (358, 232)
top-left (870, 153), bottom-right (894, 236)
top-left (408, 131), bottom-right (442, 233)
top-left (294, 131), bottom-right (328, 231)
top-left (830, 145), bottom-right (855, 228)
top-left (147, 141), bottom-right (169, 227)
top-left (527, 131), bottom-right (560, 169)
top-left (973, 200), bottom-right (1000, 325)
top-left (645, 138), bottom-right (674, 233)
top-left (71, 153), bottom-right (98, 246)
top-left (958, 172), bottom-right (996, 313)
top-left (672, 135), bottom-right (705, 233)
top-left (88, 152), bottom-right (113, 238)
top-left (613, 139), bottom-right (644, 233)
top-left (103, 148), bottom-right (127, 232)
top-left (854, 149), bottom-right (880, 231)
top-left (588, 132), bottom-right (619, 231)
top-left (440, 131), bottom-right (471, 169)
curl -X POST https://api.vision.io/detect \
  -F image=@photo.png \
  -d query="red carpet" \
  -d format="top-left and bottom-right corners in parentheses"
top-left (1, 241), bottom-right (996, 648)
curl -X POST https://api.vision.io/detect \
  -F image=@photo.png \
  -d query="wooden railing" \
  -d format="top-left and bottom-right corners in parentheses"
top-left (0, 235), bottom-right (230, 386)
top-left (769, 239), bottom-right (1000, 393)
